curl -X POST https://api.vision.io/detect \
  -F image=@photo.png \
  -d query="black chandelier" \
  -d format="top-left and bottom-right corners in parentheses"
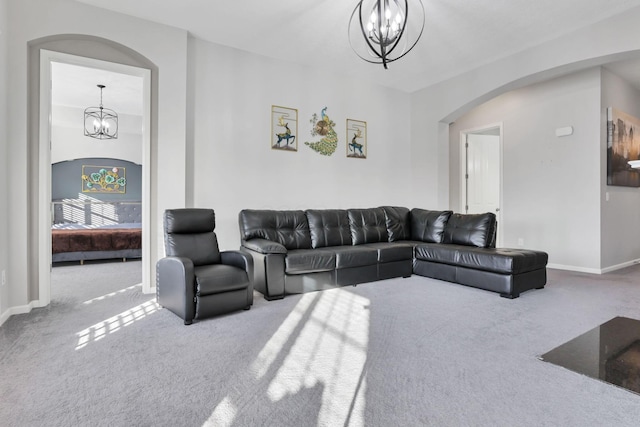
top-left (349, 0), bottom-right (425, 69)
top-left (84, 84), bottom-right (118, 140)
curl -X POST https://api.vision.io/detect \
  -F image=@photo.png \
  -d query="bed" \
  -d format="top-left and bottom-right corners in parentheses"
top-left (51, 200), bottom-right (142, 264)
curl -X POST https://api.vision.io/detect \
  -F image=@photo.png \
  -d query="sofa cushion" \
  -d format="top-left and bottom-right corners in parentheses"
top-left (443, 212), bottom-right (496, 248)
top-left (195, 264), bottom-right (249, 296)
top-left (285, 249), bottom-right (336, 274)
top-left (381, 206), bottom-right (411, 241)
top-left (348, 208), bottom-right (389, 245)
top-left (457, 248), bottom-right (548, 274)
top-left (415, 244), bottom-right (547, 275)
top-left (306, 209), bottom-right (352, 248)
top-left (411, 209), bottom-right (452, 243)
top-left (415, 242), bottom-right (458, 265)
top-left (363, 242), bottom-right (414, 263)
top-left (331, 246), bottom-right (379, 269)
top-left (239, 209), bottom-right (311, 250)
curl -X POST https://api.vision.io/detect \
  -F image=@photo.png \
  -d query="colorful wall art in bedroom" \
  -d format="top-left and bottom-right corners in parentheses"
top-left (82, 165), bottom-right (127, 193)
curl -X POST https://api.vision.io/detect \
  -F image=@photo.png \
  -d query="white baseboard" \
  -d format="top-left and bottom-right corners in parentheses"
top-left (0, 300), bottom-right (45, 328)
top-left (0, 309), bottom-right (10, 328)
top-left (547, 263), bottom-right (603, 274)
top-left (547, 258), bottom-right (640, 275)
top-left (601, 258), bottom-right (640, 274)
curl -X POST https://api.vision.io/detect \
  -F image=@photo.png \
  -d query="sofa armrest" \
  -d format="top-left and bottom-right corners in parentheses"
top-left (156, 256), bottom-right (196, 324)
top-left (242, 238), bottom-right (287, 254)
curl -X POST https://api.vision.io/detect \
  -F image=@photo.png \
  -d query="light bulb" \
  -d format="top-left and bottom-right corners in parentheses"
top-left (370, 11), bottom-right (377, 23)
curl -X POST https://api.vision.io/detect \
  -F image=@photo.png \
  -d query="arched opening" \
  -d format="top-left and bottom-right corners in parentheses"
top-left (435, 52), bottom-right (640, 272)
top-left (27, 35), bottom-right (158, 306)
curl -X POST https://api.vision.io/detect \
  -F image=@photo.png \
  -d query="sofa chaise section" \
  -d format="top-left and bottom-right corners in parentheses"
top-left (413, 240), bottom-right (547, 299)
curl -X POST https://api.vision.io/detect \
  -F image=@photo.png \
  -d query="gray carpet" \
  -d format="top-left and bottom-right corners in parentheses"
top-left (2, 261), bottom-right (640, 426)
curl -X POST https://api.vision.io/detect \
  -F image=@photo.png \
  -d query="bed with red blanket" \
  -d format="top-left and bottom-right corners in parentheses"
top-left (51, 201), bottom-right (142, 264)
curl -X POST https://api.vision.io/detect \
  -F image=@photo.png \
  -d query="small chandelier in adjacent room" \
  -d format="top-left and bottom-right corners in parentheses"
top-left (84, 84), bottom-right (118, 140)
top-left (349, 0), bottom-right (425, 69)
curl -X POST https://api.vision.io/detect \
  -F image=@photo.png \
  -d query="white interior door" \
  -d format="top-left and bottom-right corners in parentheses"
top-left (461, 125), bottom-right (502, 245)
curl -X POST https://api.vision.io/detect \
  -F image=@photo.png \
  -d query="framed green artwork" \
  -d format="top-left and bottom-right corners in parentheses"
top-left (82, 165), bottom-right (127, 193)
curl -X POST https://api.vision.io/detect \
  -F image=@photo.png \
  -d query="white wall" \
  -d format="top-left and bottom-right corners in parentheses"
top-left (51, 105), bottom-right (142, 164)
top-left (187, 38), bottom-right (413, 250)
top-left (600, 69), bottom-right (640, 269)
top-left (449, 69), bottom-right (602, 270)
top-left (0, 0), bottom-right (9, 318)
top-left (4, 0), bottom-right (188, 314)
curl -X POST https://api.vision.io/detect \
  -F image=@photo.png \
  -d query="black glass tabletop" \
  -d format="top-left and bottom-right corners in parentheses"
top-left (539, 316), bottom-right (640, 395)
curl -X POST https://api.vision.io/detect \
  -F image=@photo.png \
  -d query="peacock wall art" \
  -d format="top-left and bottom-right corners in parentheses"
top-left (305, 106), bottom-right (338, 156)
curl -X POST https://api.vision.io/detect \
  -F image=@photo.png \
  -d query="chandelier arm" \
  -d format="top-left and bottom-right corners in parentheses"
top-left (378, 0), bottom-right (389, 68)
top-left (355, 2), bottom-right (385, 62)
top-left (384, 0), bottom-right (425, 63)
top-left (382, 0), bottom-right (408, 58)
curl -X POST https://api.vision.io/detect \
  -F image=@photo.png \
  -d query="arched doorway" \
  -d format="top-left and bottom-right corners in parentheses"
top-left (28, 35), bottom-right (157, 306)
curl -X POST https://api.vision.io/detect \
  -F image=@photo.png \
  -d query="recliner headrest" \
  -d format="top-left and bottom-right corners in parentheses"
top-left (164, 209), bottom-right (215, 234)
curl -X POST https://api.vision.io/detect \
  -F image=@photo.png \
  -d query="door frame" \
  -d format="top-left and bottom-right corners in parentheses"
top-left (38, 49), bottom-right (152, 306)
top-left (459, 123), bottom-right (503, 247)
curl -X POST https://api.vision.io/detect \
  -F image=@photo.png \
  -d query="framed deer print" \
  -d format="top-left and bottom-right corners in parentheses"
top-left (271, 105), bottom-right (298, 152)
top-left (346, 119), bottom-right (367, 159)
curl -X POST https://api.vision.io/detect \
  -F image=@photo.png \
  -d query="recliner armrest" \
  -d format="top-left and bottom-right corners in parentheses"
top-left (156, 256), bottom-right (196, 324)
top-left (242, 238), bottom-right (287, 254)
top-left (157, 255), bottom-right (195, 278)
top-left (221, 250), bottom-right (255, 307)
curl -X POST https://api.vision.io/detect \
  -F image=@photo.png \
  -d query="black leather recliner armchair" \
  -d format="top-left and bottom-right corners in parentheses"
top-left (156, 208), bottom-right (253, 325)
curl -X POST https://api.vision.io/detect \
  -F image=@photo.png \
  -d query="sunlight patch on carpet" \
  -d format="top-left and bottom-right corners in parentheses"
top-left (82, 283), bottom-right (142, 305)
top-left (75, 298), bottom-right (158, 350)
top-left (202, 397), bottom-right (236, 427)
top-left (251, 292), bottom-right (319, 379)
top-left (265, 289), bottom-right (370, 426)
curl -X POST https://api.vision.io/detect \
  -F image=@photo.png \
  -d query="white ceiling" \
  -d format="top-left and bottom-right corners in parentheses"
top-left (74, 0), bottom-right (640, 93)
top-left (51, 62), bottom-right (143, 115)
top-left (54, 1), bottom-right (640, 114)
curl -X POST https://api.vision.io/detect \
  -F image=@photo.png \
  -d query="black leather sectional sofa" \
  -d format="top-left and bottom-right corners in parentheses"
top-left (238, 206), bottom-right (548, 300)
